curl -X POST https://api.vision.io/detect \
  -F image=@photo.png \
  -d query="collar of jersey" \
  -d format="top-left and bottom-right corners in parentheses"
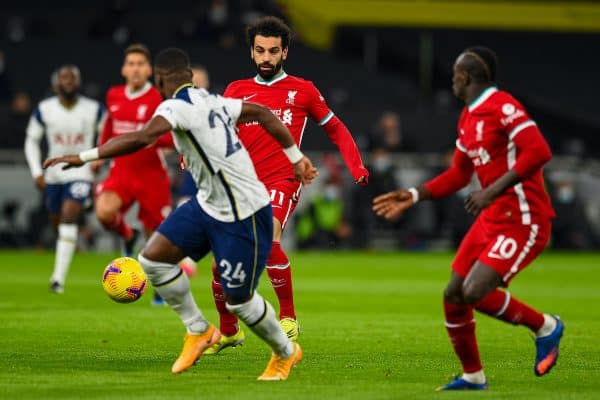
top-left (125, 81), bottom-right (152, 100)
top-left (254, 70), bottom-right (288, 86)
top-left (172, 83), bottom-right (194, 98)
top-left (468, 86), bottom-right (498, 112)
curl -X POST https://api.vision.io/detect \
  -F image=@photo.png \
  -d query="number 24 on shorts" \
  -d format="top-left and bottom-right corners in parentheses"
top-left (219, 259), bottom-right (247, 288)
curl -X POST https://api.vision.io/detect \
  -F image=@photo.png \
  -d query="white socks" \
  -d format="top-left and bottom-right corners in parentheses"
top-left (226, 292), bottom-right (293, 358)
top-left (51, 223), bottom-right (77, 285)
top-left (536, 314), bottom-right (557, 338)
top-left (138, 254), bottom-right (208, 334)
top-left (462, 370), bottom-right (486, 384)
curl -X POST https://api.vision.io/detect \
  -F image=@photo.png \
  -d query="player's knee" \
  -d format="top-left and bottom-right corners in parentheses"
top-left (462, 281), bottom-right (487, 305)
top-left (95, 204), bottom-right (116, 224)
top-left (444, 281), bottom-right (464, 304)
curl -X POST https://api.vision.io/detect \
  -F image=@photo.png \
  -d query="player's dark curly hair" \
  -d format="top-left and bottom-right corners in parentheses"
top-left (154, 48), bottom-right (190, 74)
top-left (246, 16), bottom-right (292, 48)
top-left (463, 46), bottom-right (498, 82)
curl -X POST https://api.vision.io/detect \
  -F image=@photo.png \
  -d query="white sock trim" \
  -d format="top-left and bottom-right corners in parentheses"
top-left (226, 292), bottom-right (266, 326)
top-left (138, 254), bottom-right (182, 286)
top-left (444, 319), bottom-right (475, 328)
top-left (266, 263), bottom-right (290, 270)
top-left (536, 314), bottom-right (558, 338)
top-left (462, 370), bottom-right (486, 384)
top-left (494, 291), bottom-right (511, 317)
top-left (58, 223), bottom-right (78, 242)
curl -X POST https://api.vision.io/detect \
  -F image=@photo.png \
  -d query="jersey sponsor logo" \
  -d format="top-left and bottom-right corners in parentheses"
top-left (286, 90), bottom-right (297, 105)
top-left (53, 133), bottom-right (85, 146)
top-left (113, 120), bottom-right (145, 134)
top-left (500, 103), bottom-right (526, 126)
top-left (136, 104), bottom-right (148, 120)
top-left (467, 147), bottom-right (491, 166)
top-left (244, 107), bottom-right (293, 126)
top-left (502, 103), bottom-right (516, 115)
top-left (282, 109), bottom-right (293, 125)
top-left (476, 120), bottom-right (484, 142)
top-left (243, 94), bottom-right (257, 101)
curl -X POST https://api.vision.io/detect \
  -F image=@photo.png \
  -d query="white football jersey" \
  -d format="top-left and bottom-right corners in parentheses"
top-left (154, 84), bottom-right (270, 222)
top-left (25, 96), bottom-right (104, 183)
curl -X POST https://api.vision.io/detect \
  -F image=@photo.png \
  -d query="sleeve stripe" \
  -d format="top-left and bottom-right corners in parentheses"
top-left (508, 120), bottom-right (536, 140)
top-left (318, 111), bottom-right (334, 126)
top-left (34, 107), bottom-right (45, 127)
top-left (95, 103), bottom-right (105, 123)
top-left (455, 139), bottom-right (467, 153)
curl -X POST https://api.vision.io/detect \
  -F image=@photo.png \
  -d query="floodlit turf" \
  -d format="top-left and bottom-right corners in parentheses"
top-left (1, 250), bottom-right (599, 399)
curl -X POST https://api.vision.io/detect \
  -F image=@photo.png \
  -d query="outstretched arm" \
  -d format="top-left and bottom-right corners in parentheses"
top-left (238, 101), bottom-right (318, 185)
top-left (322, 116), bottom-right (369, 185)
top-left (43, 116), bottom-right (172, 170)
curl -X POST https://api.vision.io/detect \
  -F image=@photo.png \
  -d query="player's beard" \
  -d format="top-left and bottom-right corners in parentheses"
top-left (58, 87), bottom-right (78, 102)
top-left (256, 59), bottom-right (284, 81)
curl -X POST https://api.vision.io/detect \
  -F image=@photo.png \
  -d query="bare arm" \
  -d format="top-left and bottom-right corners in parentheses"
top-left (237, 101), bottom-right (295, 148)
top-left (43, 116), bottom-right (172, 170)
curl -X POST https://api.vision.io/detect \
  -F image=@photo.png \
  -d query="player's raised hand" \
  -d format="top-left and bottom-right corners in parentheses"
top-left (294, 156), bottom-right (318, 185)
top-left (372, 189), bottom-right (414, 220)
top-left (43, 154), bottom-right (85, 170)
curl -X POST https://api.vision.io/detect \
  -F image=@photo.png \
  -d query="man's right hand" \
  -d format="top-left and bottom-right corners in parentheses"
top-left (91, 160), bottom-right (104, 174)
top-left (294, 156), bottom-right (318, 186)
top-left (372, 189), bottom-right (414, 221)
top-left (34, 175), bottom-right (46, 191)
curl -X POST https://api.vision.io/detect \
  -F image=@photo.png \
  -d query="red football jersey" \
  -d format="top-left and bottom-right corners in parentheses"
top-left (224, 72), bottom-right (366, 184)
top-left (99, 82), bottom-right (171, 176)
top-left (454, 87), bottom-right (555, 223)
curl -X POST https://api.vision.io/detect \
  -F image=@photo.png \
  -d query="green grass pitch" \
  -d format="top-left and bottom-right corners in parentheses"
top-left (1, 250), bottom-right (599, 399)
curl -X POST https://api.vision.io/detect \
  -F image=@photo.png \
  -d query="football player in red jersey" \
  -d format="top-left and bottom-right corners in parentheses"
top-left (94, 44), bottom-right (173, 304)
top-left (373, 47), bottom-right (564, 390)
top-left (206, 16), bottom-right (369, 353)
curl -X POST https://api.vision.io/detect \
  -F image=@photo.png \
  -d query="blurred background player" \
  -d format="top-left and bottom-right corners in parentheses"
top-left (207, 16), bottom-right (369, 353)
top-left (43, 47), bottom-right (317, 379)
top-left (373, 46), bottom-right (563, 390)
top-left (94, 43), bottom-right (173, 305)
top-left (24, 65), bottom-right (104, 293)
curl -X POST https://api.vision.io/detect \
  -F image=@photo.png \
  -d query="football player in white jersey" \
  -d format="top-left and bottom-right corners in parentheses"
top-left (44, 48), bottom-right (317, 380)
top-left (24, 65), bottom-right (105, 293)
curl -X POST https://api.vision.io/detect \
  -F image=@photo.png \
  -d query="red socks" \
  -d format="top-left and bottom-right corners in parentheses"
top-left (475, 289), bottom-right (544, 332)
top-left (444, 301), bottom-right (483, 373)
top-left (210, 262), bottom-right (239, 336)
top-left (266, 242), bottom-right (296, 320)
top-left (101, 212), bottom-right (133, 240)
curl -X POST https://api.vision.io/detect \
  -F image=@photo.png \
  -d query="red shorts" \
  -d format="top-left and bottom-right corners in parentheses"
top-left (265, 179), bottom-right (301, 230)
top-left (96, 171), bottom-right (172, 231)
top-left (452, 216), bottom-right (551, 285)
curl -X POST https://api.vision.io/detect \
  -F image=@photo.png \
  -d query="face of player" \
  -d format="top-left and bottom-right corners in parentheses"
top-left (192, 68), bottom-right (209, 89)
top-left (251, 35), bottom-right (288, 80)
top-left (452, 54), bottom-right (469, 101)
top-left (55, 67), bottom-right (80, 101)
top-left (122, 52), bottom-right (152, 90)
